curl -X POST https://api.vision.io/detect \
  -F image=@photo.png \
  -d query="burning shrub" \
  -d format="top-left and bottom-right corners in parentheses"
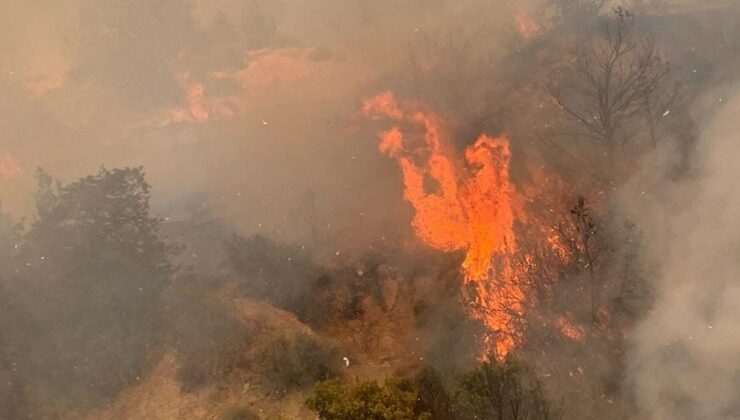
top-left (361, 91), bottom-right (522, 358)
top-left (258, 331), bottom-right (342, 390)
top-left (306, 378), bottom-right (430, 420)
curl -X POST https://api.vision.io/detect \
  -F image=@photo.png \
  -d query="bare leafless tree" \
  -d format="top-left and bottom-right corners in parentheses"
top-left (548, 8), bottom-right (671, 164)
top-left (402, 26), bottom-right (492, 116)
top-left (568, 197), bottom-right (599, 323)
top-left (641, 75), bottom-right (684, 149)
top-left (515, 194), bottom-right (609, 326)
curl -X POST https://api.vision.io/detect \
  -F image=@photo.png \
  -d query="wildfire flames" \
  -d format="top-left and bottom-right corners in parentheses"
top-left (362, 91), bottom-right (523, 358)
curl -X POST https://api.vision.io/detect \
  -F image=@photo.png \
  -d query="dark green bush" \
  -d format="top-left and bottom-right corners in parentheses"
top-left (454, 356), bottom-right (559, 420)
top-left (0, 167), bottom-right (173, 413)
top-left (306, 378), bottom-right (430, 420)
top-left (260, 331), bottom-right (341, 390)
top-left (414, 367), bottom-right (455, 420)
top-left (307, 357), bottom-right (558, 420)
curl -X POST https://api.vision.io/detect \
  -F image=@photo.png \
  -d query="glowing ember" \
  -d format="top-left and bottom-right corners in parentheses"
top-left (362, 91), bottom-right (521, 358)
top-left (0, 153), bottom-right (21, 182)
top-left (555, 316), bottom-right (584, 341)
top-left (133, 74), bottom-right (238, 130)
top-left (514, 10), bottom-right (541, 39)
top-left (185, 80), bottom-right (210, 123)
top-left (25, 72), bottom-right (65, 97)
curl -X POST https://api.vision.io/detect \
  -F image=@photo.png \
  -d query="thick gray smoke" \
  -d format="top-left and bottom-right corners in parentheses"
top-left (625, 89), bottom-right (740, 419)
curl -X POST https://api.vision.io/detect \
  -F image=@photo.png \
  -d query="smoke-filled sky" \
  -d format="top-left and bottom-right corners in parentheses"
top-left (0, 0), bottom-right (525, 250)
top-left (0, 0), bottom-right (727, 233)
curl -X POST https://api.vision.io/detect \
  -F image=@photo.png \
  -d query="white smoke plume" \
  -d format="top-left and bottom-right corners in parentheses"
top-left (626, 88), bottom-right (740, 419)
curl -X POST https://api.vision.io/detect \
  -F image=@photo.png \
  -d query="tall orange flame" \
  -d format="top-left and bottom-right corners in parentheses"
top-left (362, 91), bottom-right (522, 358)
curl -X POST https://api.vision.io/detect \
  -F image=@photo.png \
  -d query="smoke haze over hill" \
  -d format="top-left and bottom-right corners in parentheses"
top-left (2, 1), bottom-right (740, 419)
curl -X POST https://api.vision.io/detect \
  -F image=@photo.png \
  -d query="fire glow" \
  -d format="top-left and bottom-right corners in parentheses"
top-left (0, 153), bottom-right (21, 182)
top-left (362, 91), bottom-right (522, 358)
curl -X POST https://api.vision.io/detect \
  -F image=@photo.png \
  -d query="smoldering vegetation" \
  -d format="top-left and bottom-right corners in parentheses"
top-left (1, 0), bottom-right (740, 419)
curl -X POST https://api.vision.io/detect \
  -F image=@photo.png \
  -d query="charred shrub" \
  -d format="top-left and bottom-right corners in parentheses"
top-left (226, 234), bottom-right (323, 318)
top-left (166, 279), bottom-right (253, 392)
top-left (413, 299), bottom-right (429, 323)
top-left (221, 405), bottom-right (260, 420)
top-left (259, 331), bottom-right (341, 390)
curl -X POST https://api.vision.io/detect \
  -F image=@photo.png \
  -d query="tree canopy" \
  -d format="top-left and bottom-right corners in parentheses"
top-left (0, 167), bottom-right (173, 414)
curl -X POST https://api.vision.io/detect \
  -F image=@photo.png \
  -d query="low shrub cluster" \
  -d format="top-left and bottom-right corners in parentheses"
top-left (259, 331), bottom-right (342, 390)
top-left (306, 356), bottom-right (559, 420)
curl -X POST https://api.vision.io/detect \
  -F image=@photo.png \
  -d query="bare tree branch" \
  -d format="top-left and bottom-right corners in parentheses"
top-left (546, 9), bottom-right (672, 164)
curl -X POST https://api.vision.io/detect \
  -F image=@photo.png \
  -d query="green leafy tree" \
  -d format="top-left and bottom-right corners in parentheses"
top-left (4, 167), bottom-right (173, 411)
top-left (0, 206), bottom-right (29, 418)
top-left (0, 287), bottom-right (29, 419)
top-left (306, 378), bottom-right (430, 420)
top-left (454, 357), bottom-right (558, 420)
top-left (414, 367), bottom-right (456, 420)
